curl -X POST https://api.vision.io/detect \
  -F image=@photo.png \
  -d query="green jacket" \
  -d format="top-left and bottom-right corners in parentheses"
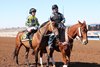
top-left (25, 15), bottom-right (40, 27)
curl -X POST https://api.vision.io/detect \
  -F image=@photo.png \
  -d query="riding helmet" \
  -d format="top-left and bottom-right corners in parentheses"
top-left (52, 4), bottom-right (58, 10)
top-left (29, 8), bottom-right (36, 14)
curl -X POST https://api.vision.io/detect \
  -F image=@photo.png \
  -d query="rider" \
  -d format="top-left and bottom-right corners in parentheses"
top-left (25, 8), bottom-right (40, 39)
top-left (48, 4), bottom-right (66, 49)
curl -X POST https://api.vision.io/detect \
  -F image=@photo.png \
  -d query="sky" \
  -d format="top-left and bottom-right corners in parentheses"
top-left (0, 0), bottom-right (100, 28)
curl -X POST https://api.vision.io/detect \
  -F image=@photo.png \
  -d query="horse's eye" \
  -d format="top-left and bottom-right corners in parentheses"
top-left (83, 29), bottom-right (87, 32)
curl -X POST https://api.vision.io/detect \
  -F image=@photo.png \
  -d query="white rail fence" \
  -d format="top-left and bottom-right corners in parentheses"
top-left (0, 31), bottom-right (18, 37)
top-left (0, 27), bottom-right (26, 37)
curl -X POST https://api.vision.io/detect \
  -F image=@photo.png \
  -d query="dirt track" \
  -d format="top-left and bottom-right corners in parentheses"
top-left (0, 37), bottom-right (100, 67)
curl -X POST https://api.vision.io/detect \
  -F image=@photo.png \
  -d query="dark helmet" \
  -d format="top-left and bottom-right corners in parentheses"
top-left (52, 4), bottom-right (58, 10)
top-left (29, 8), bottom-right (36, 14)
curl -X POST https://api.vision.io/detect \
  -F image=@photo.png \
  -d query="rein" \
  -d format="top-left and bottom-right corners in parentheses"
top-left (38, 27), bottom-right (47, 36)
top-left (67, 27), bottom-right (74, 40)
top-left (38, 21), bottom-right (58, 37)
top-left (61, 26), bottom-right (81, 46)
top-left (67, 26), bottom-right (82, 40)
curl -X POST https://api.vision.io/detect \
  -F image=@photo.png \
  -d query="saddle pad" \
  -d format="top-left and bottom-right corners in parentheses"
top-left (21, 32), bottom-right (29, 41)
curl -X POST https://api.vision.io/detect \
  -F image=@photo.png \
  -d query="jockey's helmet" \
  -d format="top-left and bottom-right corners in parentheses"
top-left (52, 4), bottom-right (58, 10)
top-left (29, 8), bottom-right (36, 14)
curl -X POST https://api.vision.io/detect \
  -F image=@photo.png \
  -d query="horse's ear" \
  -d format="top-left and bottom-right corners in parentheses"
top-left (83, 20), bottom-right (86, 24)
top-left (78, 20), bottom-right (82, 24)
top-left (52, 21), bottom-right (55, 25)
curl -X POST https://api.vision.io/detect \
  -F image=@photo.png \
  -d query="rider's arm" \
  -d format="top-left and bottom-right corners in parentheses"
top-left (61, 14), bottom-right (65, 23)
top-left (35, 18), bottom-right (40, 26)
top-left (50, 14), bottom-right (54, 21)
top-left (25, 16), bottom-right (32, 27)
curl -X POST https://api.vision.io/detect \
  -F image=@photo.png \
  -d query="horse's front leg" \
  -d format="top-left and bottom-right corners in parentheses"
top-left (49, 48), bottom-right (55, 67)
top-left (35, 49), bottom-right (39, 67)
top-left (25, 48), bottom-right (30, 67)
top-left (40, 50), bottom-right (43, 67)
top-left (61, 50), bottom-right (69, 67)
top-left (45, 49), bottom-right (49, 67)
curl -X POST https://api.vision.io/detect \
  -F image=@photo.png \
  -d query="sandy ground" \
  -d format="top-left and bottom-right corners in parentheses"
top-left (0, 37), bottom-right (100, 67)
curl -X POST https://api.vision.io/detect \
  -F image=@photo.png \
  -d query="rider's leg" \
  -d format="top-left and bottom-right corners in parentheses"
top-left (26, 31), bottom-right (31, 39)
top-left (26, 27), bottom-right (32, 39)
top-left (48, 33), bottom-right (55, 49)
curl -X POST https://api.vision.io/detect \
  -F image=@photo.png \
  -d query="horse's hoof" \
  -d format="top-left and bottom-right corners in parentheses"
top-left (16, 64), bottom-right (19, 67)
top-left (53, 65), bottom-right (56, 67)
top-left (28, 66), bottom-right (31, 67)
top-left (46, 65), bottom-right (49, 67)
top-left (41, 65), bottom-right (43, 67)
top-left (31, 51), bottom-right (35, 55)
top-left (63, 65), bottom-right (68, 67)
top-left (16, 61), bottom-right (19, 65)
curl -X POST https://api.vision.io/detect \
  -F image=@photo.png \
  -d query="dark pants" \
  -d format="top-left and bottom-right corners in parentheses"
top-left (26, 29), bottom-right (37, 48)
top-left (48, 33), bottom-right (55, 48)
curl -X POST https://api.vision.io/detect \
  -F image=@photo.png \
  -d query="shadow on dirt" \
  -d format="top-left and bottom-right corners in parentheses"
top-left (56, 62), bottom-right (100, 67)
top-left (18, 62), bottom-right (100, 67)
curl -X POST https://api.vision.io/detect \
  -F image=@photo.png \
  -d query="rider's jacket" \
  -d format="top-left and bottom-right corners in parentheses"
top-left (50, 12), bottom-right (65, 23)
top-left (25, 15), bottom-right (40, 27)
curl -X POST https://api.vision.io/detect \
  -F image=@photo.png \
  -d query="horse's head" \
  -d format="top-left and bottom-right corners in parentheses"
top-left (47, 21), bottom-right (59, 36)
top-left (77, 20), bottom-right (88, 45)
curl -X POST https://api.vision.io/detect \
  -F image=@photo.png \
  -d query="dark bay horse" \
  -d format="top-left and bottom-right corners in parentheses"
top-left (13, 21), bottom-right (58, 67)
top-left (39, 21), bottom-right (88, 67)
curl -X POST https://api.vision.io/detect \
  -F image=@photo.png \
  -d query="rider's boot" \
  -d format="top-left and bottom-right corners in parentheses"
top-left (26, 32), bottom-right (33, 48)
top-left (48, 33), bottom-right (55, 49)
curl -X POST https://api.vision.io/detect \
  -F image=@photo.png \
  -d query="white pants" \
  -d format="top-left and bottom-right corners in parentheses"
top-left (27, 26), bottom-right (38, 32)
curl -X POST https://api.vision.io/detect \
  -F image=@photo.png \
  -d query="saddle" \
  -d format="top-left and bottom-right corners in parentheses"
top-left (21, 29), bottom-right (37, 41)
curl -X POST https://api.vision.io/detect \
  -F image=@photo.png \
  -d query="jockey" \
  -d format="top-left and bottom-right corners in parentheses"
top-left (50, 4), bottom-right (65, 25)
top-left (48, 4), bottom-right (66, 49)
top-left (25, 8), bottom-right (40, 39)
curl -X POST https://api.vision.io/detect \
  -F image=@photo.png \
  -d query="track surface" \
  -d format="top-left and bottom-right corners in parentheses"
top-left (0, 37), bottom-right (100, 67)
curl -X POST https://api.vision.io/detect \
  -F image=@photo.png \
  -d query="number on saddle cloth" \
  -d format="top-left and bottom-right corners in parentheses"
top-left (21, 29), bottom-right (37, 41)
top-left (21, 31), bottom-right (29, 41)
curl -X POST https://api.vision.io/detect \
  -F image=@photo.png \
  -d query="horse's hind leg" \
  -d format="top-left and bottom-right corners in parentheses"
top-left (46, 48), bottom-right (55, 67)
top-left (40, 50), bottom-right (43, 67)
top-left (25, 47), bottom-right (30, 67)
top-left (13, 44), bottom-right (22, 65)
top-left (35, 49), bottom-right (39, 67)
top-left (49, 48), bottom-right (55, 67)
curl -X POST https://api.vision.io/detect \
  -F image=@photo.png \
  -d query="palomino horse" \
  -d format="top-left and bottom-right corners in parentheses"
top-left (13, 21), bottom-right (58, 67)
top-left (39, 21), bottom-right (88, 67)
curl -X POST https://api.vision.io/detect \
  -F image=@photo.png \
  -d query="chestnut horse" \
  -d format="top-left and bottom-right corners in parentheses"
top-left (13, 21), bottom-right (58, 67)
top-left (39, 21), bottom-right (88, 67)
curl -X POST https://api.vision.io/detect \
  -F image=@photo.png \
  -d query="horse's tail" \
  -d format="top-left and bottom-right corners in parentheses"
top-left (13, 32), bottom-right (23, 64)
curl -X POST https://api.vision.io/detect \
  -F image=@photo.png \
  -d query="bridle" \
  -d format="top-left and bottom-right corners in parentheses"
top-left (67, 26), bottom-right (82, 40)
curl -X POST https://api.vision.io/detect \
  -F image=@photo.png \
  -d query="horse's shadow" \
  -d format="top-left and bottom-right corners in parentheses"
top-left (18, 62), bottom-right (100, 67)
top-left (56, 62), bottom-right (100, 67)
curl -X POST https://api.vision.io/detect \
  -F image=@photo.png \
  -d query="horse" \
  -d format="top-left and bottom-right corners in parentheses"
top-left (13, 21), bottom-right (59, 67)
top-left (39, 20), bottom-right (88, 67)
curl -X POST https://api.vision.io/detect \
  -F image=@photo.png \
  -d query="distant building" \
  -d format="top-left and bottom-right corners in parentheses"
top-left (87, 24), bottom-right (100, 40)
top-left (88, 24), bottom-right (100, 31)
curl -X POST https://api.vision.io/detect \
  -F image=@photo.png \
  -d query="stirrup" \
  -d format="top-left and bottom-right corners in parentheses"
top-left (26, 36), bottom-right (29, 39)
top-left (48, 45), bottom-right (53, 49)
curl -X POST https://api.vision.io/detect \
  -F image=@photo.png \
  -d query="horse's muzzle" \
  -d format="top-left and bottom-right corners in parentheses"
top-left (82, 39), bottom-right (88, 45)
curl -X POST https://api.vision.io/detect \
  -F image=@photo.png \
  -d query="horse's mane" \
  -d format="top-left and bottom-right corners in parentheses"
top-left (40, 21), bottom-right (49, 28)
top-left (40, 21), bottom-right (52, 34)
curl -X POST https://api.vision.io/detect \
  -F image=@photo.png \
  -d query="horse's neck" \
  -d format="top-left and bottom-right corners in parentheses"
top-left (68, 25), bottom-right (78, 40)
top-left (37, 26), bottom-right (48, 36)
top-left (32, 24), bottom-right (48, 45)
